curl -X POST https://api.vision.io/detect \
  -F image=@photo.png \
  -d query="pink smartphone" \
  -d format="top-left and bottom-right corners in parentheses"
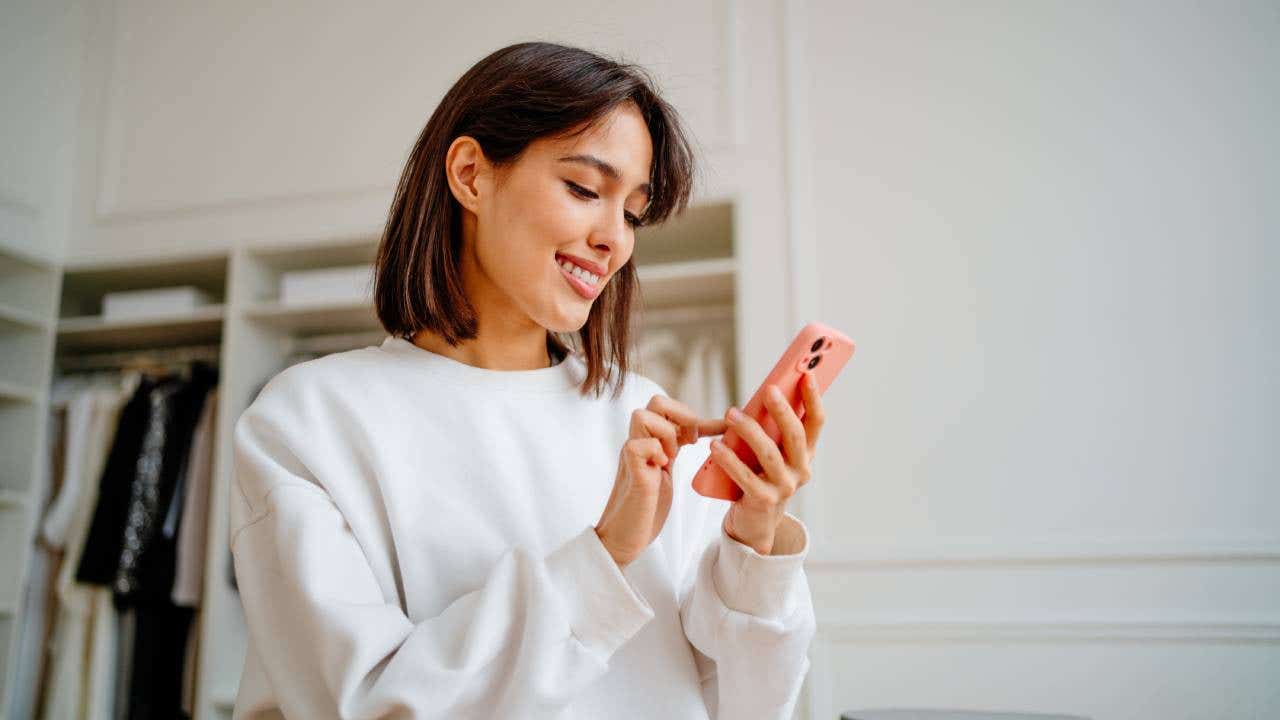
top-left (692, 322), bottom-right (855, 501)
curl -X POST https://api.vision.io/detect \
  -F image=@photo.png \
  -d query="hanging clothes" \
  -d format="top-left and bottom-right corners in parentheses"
top-left (675, 333), bottom-right (733, 420)
top-left (41, 378), bottom-right (133, 720)
top-left (62, 360), bottom-right (219, 720)
top-left (9, 398), bottom-right (67, 720)
top-left (171, 389), bottom-right (218, 608)
top-left (636, 328), bottom-right (686, 399)
top-left (122, 361), bottom-right (218, 720)
top-left (173, 387), bottom-right (218, 719)
top-left (75, 374), bottom-right (160, 587)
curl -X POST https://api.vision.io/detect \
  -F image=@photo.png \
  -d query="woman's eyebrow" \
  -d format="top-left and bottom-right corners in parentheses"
top-left (557, 154), bottom-right (651, 200)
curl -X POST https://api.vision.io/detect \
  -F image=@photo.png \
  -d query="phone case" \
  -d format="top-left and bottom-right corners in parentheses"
top-left (691, 321), bottom-right (855, 501)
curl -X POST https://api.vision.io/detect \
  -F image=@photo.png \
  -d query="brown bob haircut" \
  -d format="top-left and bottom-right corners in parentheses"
top-left (374, 41), bottom-right (697, 399)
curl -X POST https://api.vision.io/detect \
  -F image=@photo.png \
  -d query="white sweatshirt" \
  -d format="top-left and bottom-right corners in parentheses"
top-left (229, 335), bottom-right (816, 719)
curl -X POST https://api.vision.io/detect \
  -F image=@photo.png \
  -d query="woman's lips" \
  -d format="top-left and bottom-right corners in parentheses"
top-left (557, 258), bottom-right (602, 299)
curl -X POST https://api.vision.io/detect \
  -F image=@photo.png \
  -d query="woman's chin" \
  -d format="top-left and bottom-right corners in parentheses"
top-left (541, 306), bottom-right (591, 334)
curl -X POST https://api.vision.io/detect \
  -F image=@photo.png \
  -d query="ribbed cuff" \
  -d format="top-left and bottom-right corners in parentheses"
top-left (545, 524), bottom-right (655, 663)
top-left (713, 511), bottom-right (810, 619)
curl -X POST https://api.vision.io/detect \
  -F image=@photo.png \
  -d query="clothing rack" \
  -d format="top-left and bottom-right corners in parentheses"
top-left (634, 301), bottom-right (734, 326)
top-left (55, 343), bottom-right (223, 372)
top-left (288, 330), bottom-right (386, 356)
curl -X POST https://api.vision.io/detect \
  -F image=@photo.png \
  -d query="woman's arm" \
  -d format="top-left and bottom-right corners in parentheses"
top-left (230, 405), bottom-right (654, 719)
top-left (670, 439), bottom-right (817, 720)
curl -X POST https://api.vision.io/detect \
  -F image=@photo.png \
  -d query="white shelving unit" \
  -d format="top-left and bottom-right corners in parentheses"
top-left (0, 243), bottom-right (61, 718)
top-left (6, 199), bottom-right (738, 719)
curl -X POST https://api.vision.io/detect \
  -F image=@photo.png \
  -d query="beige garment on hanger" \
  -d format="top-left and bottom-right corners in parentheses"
top-left (675, 334), bottom-right (732, 420)
top-left (636, 328), bottom-right (685, 397)
top-left (41, 383), bottom-right (130, 720)
top-left (173, 390), bottom-right (218, 607)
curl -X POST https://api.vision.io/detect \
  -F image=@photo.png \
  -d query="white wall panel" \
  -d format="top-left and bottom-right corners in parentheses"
top-left (83, 0), bottom-right (747, 258)
top-left (795, 1), bottom-right (1279, 717)
top-left (803, 0), bottom-right (1279, 552)
top-left (819, 637), bottom-right (1279, 720)
top-left (0, 0), bottom-right (90, 261)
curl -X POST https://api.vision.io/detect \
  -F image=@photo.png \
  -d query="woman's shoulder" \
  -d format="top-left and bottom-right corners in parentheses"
top-left (242, 345), bottom-right (388, 422)
top-left (615, 366), bottom-right (670, 408)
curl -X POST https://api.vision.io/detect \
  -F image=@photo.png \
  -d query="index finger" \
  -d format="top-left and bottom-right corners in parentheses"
top-left (697, 417), bottom-right (729, 437)
top-left (647, 394), bottom-right (728, 444)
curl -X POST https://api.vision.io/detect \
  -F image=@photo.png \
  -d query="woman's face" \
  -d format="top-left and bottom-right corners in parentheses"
top-left (449, 102), bottom-right (653, 333)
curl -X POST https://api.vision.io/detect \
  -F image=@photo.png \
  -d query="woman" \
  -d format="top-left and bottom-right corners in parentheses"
top-left (229, 41), bottom-right (823, 719)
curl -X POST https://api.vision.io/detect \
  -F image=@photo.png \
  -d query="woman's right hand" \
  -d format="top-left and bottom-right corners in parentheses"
top-left (595, 394), bottom-right (728, 569)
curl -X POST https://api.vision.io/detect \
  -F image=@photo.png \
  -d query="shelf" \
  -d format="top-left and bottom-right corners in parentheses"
top-left (0, 246), bottom-right (59, 319)
top-left (235, 257), bottom-right (735, 335)
top-left (0, 488), bottom-right (26, 508)
top-left (0, 380), bottom-right (40, 403)
top-left (60, 252), bottom-right (227, 318)
top-left (636, 257), bottom-right (736, 308)
top-left (631, 200), bottom-right (734, 265)
top-left (0, 301), bottom-right (52, 332)
top-left (57, 304), bottom-right (226, 352)
top-left (242, 299), bottom-right (379, 334)
top-left (246, 236), bottom-right (377, 271)
top-left (0, 244), bottom-right (56, 272)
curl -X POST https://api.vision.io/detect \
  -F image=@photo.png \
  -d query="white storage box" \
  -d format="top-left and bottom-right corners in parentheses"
top-left (279, 264), bottom-right (374, 306)
top-left (102, 285), bottom-right (214, 319)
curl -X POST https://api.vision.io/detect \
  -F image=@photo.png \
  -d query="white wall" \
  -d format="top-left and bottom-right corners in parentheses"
top-left (0, 0), bottom-right (93, 262)
top-left (72, 0), bottom-right (775, 263)
top-left (797, 1), bottom-right (1280, 718)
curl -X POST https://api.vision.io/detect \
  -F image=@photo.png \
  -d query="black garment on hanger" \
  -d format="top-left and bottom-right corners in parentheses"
top-left (127, 602), bottom-right (195, 720)
top-left (125, 362), bottom-right (217, 720)
top-left (75, 374), bottom-right (159, 586)
top-left (117, 361), bottom-right (218, 607)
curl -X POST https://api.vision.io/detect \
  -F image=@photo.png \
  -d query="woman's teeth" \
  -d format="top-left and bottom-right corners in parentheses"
top-left (559, 259), bottom-right (600, 285)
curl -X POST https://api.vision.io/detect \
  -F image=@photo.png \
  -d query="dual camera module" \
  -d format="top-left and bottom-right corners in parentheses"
top-left (801, 335), bottom-right (833, 371)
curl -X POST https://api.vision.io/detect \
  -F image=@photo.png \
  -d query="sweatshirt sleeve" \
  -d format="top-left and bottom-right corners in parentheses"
top-left (669, 438), bottom-right (817, 720)
top-left (229, 392), bottom-right (655, 719)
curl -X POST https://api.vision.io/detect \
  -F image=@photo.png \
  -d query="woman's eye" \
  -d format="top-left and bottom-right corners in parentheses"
top-left (565, 180), bottom-right (597, 200)
top-left (566, 180), bottom-right (644, 229)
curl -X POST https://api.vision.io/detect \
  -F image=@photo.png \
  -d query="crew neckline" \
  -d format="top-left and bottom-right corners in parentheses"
top-left (377, 335), bottom-right (586, 393)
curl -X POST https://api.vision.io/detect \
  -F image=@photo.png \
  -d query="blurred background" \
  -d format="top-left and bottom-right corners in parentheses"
top-left (2, 1), bottom-right (1277, 719)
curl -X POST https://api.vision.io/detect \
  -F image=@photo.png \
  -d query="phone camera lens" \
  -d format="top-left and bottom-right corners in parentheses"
top-left (810, 337), bottom-right (826, 353)
top-left (808, 355), bottom-right (822, 369)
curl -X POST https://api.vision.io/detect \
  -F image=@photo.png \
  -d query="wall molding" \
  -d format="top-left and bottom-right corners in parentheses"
top-left (92, 0), bottom-right (748, 224)
top-left (804, 536), bottom-right (1280, 570)
top-left (94, 183), bottom-right (395, 226)
top-left (780, 0), bottom-right (822, 537)
top-left (719, 0), bottom-right (746, 149)
top-left (805, 618), bottom-right (1280, 720)
top-left (816, 616), bottom-right (1280, 644)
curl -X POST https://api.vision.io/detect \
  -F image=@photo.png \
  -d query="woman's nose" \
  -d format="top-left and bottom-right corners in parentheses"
top-left (590, 216), bottom-right (628, 257)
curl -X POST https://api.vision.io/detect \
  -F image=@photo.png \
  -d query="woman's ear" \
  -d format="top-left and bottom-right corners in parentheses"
top-left (444, 135), bottom-right (488, 213)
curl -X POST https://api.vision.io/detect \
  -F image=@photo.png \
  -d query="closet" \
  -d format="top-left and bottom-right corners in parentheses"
top-left (1, 245), bottom-right (60, 719)
top-left (2, 198), bottom-right (738, 720)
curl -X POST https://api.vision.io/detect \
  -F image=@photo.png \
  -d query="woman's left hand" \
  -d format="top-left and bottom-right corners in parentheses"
top-left (710, 371), bottom-right (825, 555)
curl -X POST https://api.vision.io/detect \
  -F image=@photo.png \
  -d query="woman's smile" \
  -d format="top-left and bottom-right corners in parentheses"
top-left (555, 253), bottom-right (604, 299)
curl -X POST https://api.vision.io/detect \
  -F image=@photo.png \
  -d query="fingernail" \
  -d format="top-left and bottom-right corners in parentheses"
top-left (727, 407), bottom-right (743, 422)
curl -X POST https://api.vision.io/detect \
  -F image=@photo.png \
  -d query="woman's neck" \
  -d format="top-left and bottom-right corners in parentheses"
top-left (416, 234), bottom-right (559, 371)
